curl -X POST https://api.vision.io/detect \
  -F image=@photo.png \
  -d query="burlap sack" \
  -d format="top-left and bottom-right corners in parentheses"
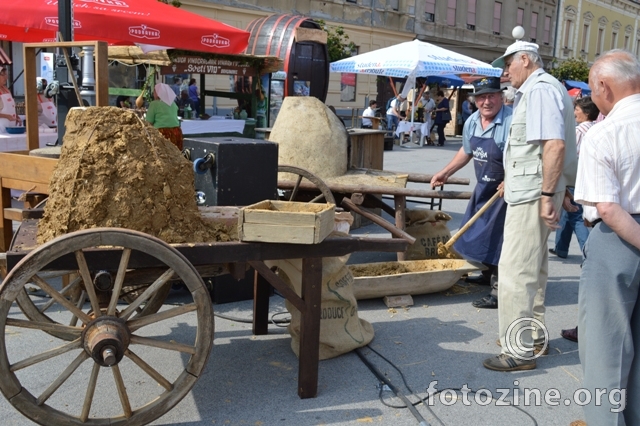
top-left (404, 209), bottom-right (453, 260)
top-left (266, 233), bottom-right (374, 360)
top-left (269, 96), bottom-right (348, 180)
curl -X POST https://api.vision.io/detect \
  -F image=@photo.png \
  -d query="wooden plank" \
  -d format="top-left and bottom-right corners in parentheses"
top-left (8, 223), bottom-right (411, 269)
top-left (3, 208), bottom-right (23, 221)
top-left (228, 262), bottom-right (247, 281)
top-left (0, 152), bottom-right (56, 252)
top-left (315, 209), bottom-right (335, 243)
top-left (297, 257), bottom-right (322, 399)
top-left (244, 200), bottom-right (330, 213)
top-left (244, 210), bottom-right (318, 226)
top-left (385, 171), bottom-right (470, 186)
top-left (295, 27), bottom-right (327, 44)
top-left (341, 198), bottom-right (415, 244)
top-left (94, 41), bottom-right (109, 107)
top-left (26, 41), bottom-right (103, 49)
top-left (277, 179), bottom-right (473, 199)
top-left (395, 195), bottom-right (407, 262)
top-left (253, 268), bottom-right (271, 336)
top-left (1, 186), bottom-right (12, 251)
top-left (1, 179), bottom-right (49, 194)
top-left (0, 253), bottom-right (6, 279)
top-left (23, 44), bottom-right (39, 151)
top-left (0, 153), bottom-right (57, 183)
top-left (18, 208), bottom-right (45, 220)
top-left (249, 261), bottom-right (306, 313)
top-left (242, 223), bottom-right (317, 244)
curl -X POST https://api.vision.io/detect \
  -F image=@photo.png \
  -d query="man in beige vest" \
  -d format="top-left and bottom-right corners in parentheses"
top-left (483, 41), bottom-right (577, 371)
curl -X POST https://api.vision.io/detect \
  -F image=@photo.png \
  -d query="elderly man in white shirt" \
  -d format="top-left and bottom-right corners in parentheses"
top-left (573, 49), bottom-right (640, 426)
top-left (482, 41), bottom-right (577, 372)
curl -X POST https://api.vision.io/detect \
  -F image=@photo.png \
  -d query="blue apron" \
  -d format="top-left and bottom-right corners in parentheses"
top-left (452, 127), bottom-right (507, 266)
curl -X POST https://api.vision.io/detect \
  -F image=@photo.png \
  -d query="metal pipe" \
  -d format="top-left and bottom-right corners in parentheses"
top-left (80, 46), bottom-right (96, 105)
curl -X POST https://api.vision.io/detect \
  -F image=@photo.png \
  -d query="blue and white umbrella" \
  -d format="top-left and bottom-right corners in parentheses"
top-left (330, 39), bottom-right (503, 80)
top-left (331, 40), bottom-right (502, 147)
top-left (426, 74), bottom-right (465, 88)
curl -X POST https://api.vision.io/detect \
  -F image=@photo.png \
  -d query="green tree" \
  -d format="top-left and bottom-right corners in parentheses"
top-left (157, 0), bottom-right (181, 7)
top-left (548, 57), bottom-right (590, 82)
top-left (316, 20), bottom-right (357, 62)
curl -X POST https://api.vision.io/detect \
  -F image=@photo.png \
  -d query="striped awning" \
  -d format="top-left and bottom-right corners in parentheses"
top-left (0, 47), bottom-right (11, 65)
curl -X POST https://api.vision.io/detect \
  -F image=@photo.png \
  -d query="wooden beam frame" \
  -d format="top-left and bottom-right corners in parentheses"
top-left (0, 153), bottom-right (57, 251)
top-left (23, 41), bottom-right (109, 151)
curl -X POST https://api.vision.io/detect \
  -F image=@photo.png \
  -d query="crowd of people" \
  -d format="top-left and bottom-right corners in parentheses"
top-left (428, 41), bottom-right (640, 426)
top-left (355, 44), bottom-right (636, 423)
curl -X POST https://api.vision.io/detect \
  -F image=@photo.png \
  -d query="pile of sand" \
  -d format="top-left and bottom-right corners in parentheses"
top-left (37, 107), bottom-right (235, 245)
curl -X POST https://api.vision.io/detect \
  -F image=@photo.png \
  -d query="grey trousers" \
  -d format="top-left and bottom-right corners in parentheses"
top-left (579, 217), bottom-right (640, 425)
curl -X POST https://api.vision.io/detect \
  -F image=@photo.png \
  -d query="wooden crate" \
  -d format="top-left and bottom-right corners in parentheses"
top-left (239, 200), bottom-right (335, 244)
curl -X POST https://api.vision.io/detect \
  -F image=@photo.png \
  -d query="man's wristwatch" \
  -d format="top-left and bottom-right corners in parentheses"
top-left (541, 191), bottom-right (555, 197)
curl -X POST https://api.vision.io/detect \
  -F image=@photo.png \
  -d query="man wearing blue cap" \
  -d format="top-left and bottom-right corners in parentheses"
top-left (431, 77), bottom-right (511, 310)
top-left (483, 41), bottom-right (577, 371)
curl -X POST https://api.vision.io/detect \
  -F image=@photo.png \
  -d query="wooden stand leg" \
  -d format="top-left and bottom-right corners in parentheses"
top-left (253, 268), bottom-right (271, 336)
top-left (0, 186), bottom-right (12, 252)
top-left (394, 195), bottom-right (407, 261)
top-left (297, 257), bottom-right (322, 399)
top-left (0, 253), bottom-right (6, 279)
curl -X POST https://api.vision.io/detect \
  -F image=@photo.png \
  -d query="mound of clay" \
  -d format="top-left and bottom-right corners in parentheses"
top-left (37, 107), bottom-right (234, 244)
top-left (269, 96), bottom-right (348, 179)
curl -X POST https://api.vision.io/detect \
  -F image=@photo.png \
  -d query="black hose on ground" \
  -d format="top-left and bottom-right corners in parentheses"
top-left (355, 347), bottom-right (431, 426)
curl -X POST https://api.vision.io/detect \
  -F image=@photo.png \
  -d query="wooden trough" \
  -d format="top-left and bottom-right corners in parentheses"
top-left (348, 259), bottom-right (481, 300)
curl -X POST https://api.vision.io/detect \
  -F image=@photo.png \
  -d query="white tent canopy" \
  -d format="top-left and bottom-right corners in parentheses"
top-left (330, 39), bottom-right (503, 82)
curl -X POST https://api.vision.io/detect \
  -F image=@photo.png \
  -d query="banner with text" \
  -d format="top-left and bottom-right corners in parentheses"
top-left (161, 56), bottom-right (255, 76)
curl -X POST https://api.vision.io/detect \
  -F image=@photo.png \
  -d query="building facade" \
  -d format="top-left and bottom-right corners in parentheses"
top-left (187, 0), bottom-right (559, 109)
top-left (556, 0), bottom-right (640, 66)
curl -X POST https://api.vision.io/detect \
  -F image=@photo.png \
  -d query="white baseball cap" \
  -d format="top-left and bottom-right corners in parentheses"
top-left (492, 40), bottom-right (540, 69)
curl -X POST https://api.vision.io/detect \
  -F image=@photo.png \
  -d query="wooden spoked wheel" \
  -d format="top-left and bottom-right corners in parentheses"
top-left (0, 228), bottom-right (213, 425)
top-left (13, 200), bottom-right (171, 339)
top-left (278, 165), bottom-right (336, 205)
top-left (16, 274), bottom-right (172, 342)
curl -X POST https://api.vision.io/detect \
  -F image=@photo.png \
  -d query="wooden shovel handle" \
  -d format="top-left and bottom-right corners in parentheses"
top-left (445, 190), bottom-right (502, 250)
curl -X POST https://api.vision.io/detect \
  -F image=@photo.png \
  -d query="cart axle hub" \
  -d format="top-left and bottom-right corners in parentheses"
top-left (82, 317), bottom-right (130, 366)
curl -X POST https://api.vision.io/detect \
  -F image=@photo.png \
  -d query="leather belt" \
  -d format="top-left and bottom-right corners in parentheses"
top-left (584, 214), bottom-right (640, 228)
top-left (583, 218), bottom-right (602, 228)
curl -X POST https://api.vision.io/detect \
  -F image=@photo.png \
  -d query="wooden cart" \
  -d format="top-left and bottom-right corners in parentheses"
top-left (0, 214), bottom-right (408, 425)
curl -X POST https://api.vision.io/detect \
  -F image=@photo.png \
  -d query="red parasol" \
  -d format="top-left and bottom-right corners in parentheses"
top-left (567, 88), bottom-right (582, 98)
top-left (0, 0), bottom-right (249, 54)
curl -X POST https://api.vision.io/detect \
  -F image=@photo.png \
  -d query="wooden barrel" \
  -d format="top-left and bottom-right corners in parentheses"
top-left (245, 14), bottom-right (329, 102)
